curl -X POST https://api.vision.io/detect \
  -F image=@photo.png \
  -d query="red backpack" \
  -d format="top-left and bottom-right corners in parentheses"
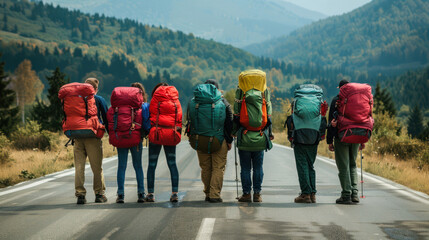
top-left (148, 86), bottom-right (182, 146)
top-left (58, 83), bottom-right (105, 139)
top-left (107, 87), bottom-right (143, 148)
top-left (337, 83), bottom-right (374, 144)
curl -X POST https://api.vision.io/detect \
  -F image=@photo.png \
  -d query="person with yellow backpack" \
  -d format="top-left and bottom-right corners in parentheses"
top-left (233, 70), bottom-right (274, 203)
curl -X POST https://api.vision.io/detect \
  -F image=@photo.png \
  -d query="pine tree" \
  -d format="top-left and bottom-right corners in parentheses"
top-left (420, 121), bottom-right (429, 141)
top-left (374, 82), bottom-right (396, 117)
top-left (407, 105), bottom-right (424, 138)
top-left (31, 67), bottom-right (69, 131)
top-left (0, 54), bottom-right (19, 137)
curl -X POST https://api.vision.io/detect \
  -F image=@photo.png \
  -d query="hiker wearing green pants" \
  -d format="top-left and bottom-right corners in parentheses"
top-left (286, 84), bottom-right (328, 203)
top-left (327, 79), bottom-right (363, 204)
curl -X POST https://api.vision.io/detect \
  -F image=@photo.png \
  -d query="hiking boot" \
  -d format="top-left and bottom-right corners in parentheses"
top-left (238, 193), bottom-right (252, 202)
top-left (137, 193), bottom-right (145, 203)
top-left (209, 198), bottom-right (223, 203)
top-left (95, 194), bottom-right (107, 203)
top-left (336, 196), bottom-right (352, 204)
top-left (170, 193), bottom-right (179, 203)
top-left (253, 193), bottom-right (262, 202)
top-left (205, 196), bottom-right (210, 202)
top-left (351, 194), bottom-right (360, 203)
top-left (116, 194), bottom-right (124, 204)
top-left (77, 195), bottom-right (86, 204)
top-left (310, 193), bottom-right (316, 203)
top-left (294, 194), bottom-right (311, 203)
top-left (145, 193), bottom-right (155, 202)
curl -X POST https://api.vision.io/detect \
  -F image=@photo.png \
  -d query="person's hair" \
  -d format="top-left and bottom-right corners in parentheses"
top-left (131, 82), bottom-right (147, 102)
top-left (151, 82), bottom-right (169, 97)
top-left (85, 78), bottom-right (99, 90)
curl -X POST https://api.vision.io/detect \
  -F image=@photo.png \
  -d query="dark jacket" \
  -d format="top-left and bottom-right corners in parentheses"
top-left (286, 115), bottom-right (327, 146)
top-left (326, 95), bottom-right (339, 144)
top-left (94, 95), bottom-right (108, 133)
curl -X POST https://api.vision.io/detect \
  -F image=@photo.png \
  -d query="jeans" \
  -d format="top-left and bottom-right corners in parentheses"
top-left (147, 143), bottom-right (179, 193)
top-left (117, 142), bottom-right (144, 196)
top-left (239, 150), bottom-right (264, 194)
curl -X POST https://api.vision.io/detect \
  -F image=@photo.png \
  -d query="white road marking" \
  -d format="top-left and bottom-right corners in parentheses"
top-left (195, 218), bottom-right (216, 240)
top-left (21, 192), bottom-right (55, 206)
top-left (101, 227), bottom-right (120, 240)
top-left (0, 156), bottom-right (118, 197)
top-left (0, 190), bottom-right (36, 205)
top-left (274, 143), bottom-right (429, 205)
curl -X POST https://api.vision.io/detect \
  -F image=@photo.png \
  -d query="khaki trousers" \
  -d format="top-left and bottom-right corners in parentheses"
top-left (73, 138), bottom-right (105, 197)
top-left (197, 141), bottom-right (228, 199)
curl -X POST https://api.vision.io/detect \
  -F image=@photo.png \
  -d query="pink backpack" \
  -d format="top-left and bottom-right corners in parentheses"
top-left (107, 87), bottom-right (143, 148)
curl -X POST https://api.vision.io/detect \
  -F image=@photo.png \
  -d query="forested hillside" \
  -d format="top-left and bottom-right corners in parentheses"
top-left (40, 0), bottom-right (325, 47)
top-left (247, 0), bottom-right (429, 75)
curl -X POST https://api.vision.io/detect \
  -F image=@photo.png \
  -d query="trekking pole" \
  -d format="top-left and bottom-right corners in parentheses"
top-left (360, 146), bottom-right (365, 198)
top-left (234, 137), bottom-right (239, 200)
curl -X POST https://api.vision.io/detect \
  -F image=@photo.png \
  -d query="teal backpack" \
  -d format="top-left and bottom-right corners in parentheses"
top-left (188, 84), bottom-right (226, 153)
top-left (292, 84), bottom-right (323, 132)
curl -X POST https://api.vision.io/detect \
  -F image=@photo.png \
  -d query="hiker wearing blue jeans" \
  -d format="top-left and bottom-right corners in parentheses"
top-left (115, 82), bottom-right (151, 204)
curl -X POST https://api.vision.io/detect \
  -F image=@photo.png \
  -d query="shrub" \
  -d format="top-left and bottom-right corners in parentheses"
top-left (10, 120), bottom-right (58, 151)
top-left (0, 134), bottom-right (11, 165)
top-left (19, 170), bottom-right (36, 180)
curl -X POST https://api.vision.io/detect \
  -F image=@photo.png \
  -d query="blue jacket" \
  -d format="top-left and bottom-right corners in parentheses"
top-left (94, 95), bottom-right (109, 133)
top-left (141, 102), bottom-right (151, 137)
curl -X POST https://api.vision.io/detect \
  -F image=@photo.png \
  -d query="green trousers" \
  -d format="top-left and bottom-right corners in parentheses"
top-left (293, 143), bottom-right (318, 195)
top-left (334, 138), bottom-right (359, 197)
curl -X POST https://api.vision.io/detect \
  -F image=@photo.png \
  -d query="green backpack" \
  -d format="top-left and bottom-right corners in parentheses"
top-left (188, 84), bottom-right (226, 153)
top-left (292, 84), bottom-right (323, 132)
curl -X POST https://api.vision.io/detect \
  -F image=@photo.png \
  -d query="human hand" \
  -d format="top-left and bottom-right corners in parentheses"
top-left (328, 144), bottom-right (335, 152)
top-left (331, 119), bottom-right (337, 127)
top-left (269, 135), bottom-right (274, 140)
top-left (227, 143), bottom-right (232, 151)
top-left (359, 143), bottom-right (365, 150)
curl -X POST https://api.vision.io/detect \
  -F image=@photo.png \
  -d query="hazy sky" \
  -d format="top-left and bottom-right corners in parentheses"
top-left (284, 0), bottom-right (372, 16)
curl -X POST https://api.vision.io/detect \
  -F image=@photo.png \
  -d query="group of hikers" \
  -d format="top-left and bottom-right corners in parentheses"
top-left (59, 69), bottom-right (374, 205)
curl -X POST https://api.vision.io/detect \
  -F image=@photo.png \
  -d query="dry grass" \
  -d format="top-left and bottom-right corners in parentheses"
top-left (273, 131), bottom-right (429, 195)
top-left (0, 134), bottom-right (118, 188)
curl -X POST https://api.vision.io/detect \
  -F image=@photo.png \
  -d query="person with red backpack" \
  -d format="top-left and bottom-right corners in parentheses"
top-left (107, 82), bottom-right (150, 203)
top-left (59, 78), bottom-right (108, 204)
top-left (327, 79), bottom-right (374, 204)
top-left (146, 83), bottom-right (182, 203)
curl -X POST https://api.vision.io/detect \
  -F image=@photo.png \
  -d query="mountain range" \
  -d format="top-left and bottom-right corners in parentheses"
top-left (40, 0), bottom-right (325, 47)
top-left (245, 0), bottom-right (429, 75)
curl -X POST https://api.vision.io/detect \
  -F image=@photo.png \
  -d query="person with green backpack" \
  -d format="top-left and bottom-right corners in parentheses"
top-left (186, 79), bottom-right (233, 203)
top-left (285, 84), bottom-right (328, 203)
top-left (233, 70), bottom-right (274, 203)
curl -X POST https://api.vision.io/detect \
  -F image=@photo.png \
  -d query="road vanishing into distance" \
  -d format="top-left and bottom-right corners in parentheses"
top-left (1, 142), bottom-right (429, 240)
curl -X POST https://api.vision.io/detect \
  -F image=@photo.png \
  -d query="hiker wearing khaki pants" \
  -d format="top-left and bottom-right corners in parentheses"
top-left (186, 79), bottom-right (233, 203)
top-left (73, 138), bottom-right (106, 199)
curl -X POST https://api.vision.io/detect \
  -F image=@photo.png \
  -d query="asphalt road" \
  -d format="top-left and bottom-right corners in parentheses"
top-left (1, 142), bottom-right (429, 240)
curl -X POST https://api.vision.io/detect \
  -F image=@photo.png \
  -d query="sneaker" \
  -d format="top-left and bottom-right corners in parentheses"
top-left (209, 198), bottom-right (223, 203)
top-left (238, 193), bottom-right (251, 202)
top-left (116, 194), bottom-right (125, 204)
top-left (95, 194), bottom-right (108, 203)
top-left (310, 193), bottom-right (316, 203)
top-left (145, 193), bottom-right (155, 202)
top-left (351, 194), bottom-right (360, 203)
top-left (205, 196), bottom-right (210, 202)
top-left (294, 194), bottom-right (311, 203)
top-left (77, 195), bottom-right (86, 204)
top-left (253, 193), bottom-right (262, 202)
top-left (138, 193), bottom-right (145, 203)
top-left (170, 193), bottom-right (179, 203)
top-left (336, 196), bottom-right (352, 204)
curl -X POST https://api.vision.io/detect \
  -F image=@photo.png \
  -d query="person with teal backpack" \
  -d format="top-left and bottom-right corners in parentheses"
top-left (285, 84), bottom-right (328, 203)
top-left (186, 79), bottom-right (233, 203)
top-left (233, 70), bottom-right (274, 203)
